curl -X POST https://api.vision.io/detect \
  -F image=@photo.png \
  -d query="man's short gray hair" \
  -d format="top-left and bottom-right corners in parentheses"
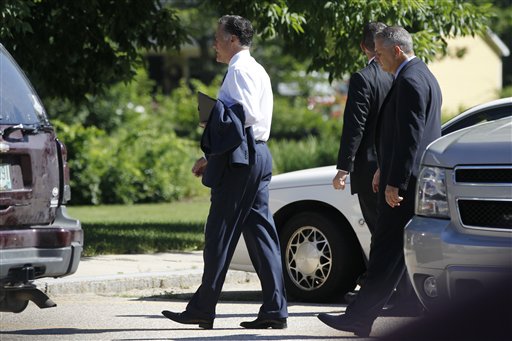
top-left (218, 15), bottom-right (254, 47)
top-left (375, 26), bottom-right (413, 54)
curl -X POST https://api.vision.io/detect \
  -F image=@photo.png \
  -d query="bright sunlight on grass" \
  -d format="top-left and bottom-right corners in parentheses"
top-left (68, 198), bottom-right (210, 256)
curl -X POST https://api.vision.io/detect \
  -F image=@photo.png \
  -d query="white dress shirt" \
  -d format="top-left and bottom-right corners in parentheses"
top-left (218, 50), bottom-right (273, 141)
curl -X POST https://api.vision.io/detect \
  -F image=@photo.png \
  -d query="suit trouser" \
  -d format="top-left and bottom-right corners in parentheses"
top-left (356, 184), bottom-right (378, 236)
top-left (345, 178), bottom-right (417, 324)
top-left (186, 143), bottom-right (288, 320)
top-left (352, 162), bottom-right (378, 235)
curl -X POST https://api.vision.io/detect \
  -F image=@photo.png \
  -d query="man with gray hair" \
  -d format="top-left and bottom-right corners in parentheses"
top-left (162, 15), bottom-right (288, 330)
top-left (318, 26), bottom-right (442, 337)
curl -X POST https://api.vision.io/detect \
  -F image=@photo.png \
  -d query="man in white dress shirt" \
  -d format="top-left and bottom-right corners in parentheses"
top-left (162, 15), bottom-right (288, 330)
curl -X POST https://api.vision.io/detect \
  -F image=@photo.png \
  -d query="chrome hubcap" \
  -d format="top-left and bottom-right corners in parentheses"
top-left (285, 225), bottom-right (332, 291)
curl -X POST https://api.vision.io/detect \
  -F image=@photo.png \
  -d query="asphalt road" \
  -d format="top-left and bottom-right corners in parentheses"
top-left (0, 282), bottom-right (416, 341)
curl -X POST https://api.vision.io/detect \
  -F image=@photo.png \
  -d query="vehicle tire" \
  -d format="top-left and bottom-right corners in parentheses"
top-left (279, 211), bottom-right (364, 302)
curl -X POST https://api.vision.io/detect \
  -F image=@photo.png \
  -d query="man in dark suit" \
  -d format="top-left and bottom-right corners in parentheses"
top-left (334, 22), bottom-right (392, 235)
top-left (318, 26), bottom-right (442, 337)
top-left (161, 15), bottom-right (288, 330)
top-left (334, 21), bottom-right (392, 303)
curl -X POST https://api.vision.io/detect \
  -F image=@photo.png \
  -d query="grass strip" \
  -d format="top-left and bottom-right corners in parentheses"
top-left (81, 222), bottom-right (205, 256)
top-left (68, 199), bottom-right (210, 256)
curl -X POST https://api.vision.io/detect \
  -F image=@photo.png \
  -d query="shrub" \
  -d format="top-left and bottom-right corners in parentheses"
top-left (269, 135), bottom-right (339, 174)
top-left (99, 119), bottom-right (205, 204)
top-left (271, 95), bottom-right (340, 140)
top-left (54, 118), bottom-right (207, 205)
top-left (53, 121), bottom-right (112, 205)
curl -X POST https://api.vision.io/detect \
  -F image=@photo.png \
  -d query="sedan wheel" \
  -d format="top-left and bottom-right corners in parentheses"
top-left (280, 211), bottom-right (364, 301)
top-left (286, 225), bottom-right (332, 291)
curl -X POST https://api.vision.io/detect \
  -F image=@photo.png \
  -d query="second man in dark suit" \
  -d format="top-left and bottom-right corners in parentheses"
top-left (334, 22), bottom-right (392, 236)
top-left (319, 26), bottom-right (442, 337)
top-left (333, 21), bottom-right (392, 302)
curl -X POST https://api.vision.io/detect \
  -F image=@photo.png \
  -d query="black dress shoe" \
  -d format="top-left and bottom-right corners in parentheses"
top-left (161, 310), bottom-right (213, 329)
top-left (240, 317), bottom-right (287, 329)
top-left (317, 313), bottom-right (371, 337)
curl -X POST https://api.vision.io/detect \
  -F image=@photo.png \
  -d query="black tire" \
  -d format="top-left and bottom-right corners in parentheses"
top-left (279, 211), bottom-right (364, 302)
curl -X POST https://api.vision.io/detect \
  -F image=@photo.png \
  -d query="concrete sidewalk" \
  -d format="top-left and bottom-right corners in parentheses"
top-left (35, 252), bottom-right (259, 296)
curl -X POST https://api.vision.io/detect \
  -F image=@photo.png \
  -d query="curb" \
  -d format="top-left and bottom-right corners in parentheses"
top-left (35, 270), bottom-right (260, 296)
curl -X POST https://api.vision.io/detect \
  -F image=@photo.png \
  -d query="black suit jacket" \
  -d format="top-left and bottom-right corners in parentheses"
top-left (336, 60), bottom-right (393, 194)
top-left (376, 57), bottom-right (442, 192)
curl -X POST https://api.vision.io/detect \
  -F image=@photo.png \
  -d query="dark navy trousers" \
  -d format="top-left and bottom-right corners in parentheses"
top-left (186, 143), bottom-right (288, 320)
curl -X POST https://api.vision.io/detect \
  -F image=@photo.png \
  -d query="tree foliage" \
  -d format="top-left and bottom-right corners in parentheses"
top-left (0, 0), bottom-right (492, 101)
top-left (215, 0), bottom-right (492, 81)
top-left (482, 0), bottom-right (512, 85)
top-left (0, 0), bottom-right (187, 102)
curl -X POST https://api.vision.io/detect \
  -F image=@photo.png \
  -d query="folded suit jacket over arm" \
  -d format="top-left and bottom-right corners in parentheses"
top-left (200, 99), bottom-right (256, 188)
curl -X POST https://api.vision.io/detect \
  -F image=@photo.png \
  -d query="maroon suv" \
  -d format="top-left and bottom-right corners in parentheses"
top-left (0, 44), bottom-right (83, 313)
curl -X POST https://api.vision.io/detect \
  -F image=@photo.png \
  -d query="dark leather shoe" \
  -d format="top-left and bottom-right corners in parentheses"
top-left (240, 317), bottom-right (287, 329)
top-left (317, 313), bottom-right (371, 337)
top-left (161, 310), bottom-right (213, 329)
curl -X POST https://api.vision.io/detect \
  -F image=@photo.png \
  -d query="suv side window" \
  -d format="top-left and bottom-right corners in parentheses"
top-left (0, 47), bottom-right (47, 125)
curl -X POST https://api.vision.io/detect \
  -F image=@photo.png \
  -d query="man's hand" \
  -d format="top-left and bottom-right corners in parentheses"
top-left (372, 168), bottom-right (380, 193)
top-left (332, 170), bottom-right (349, 190)
top-left (192, 157), bottom-right (207, 177)
top-left (385, 185), bottom-right (403, 208)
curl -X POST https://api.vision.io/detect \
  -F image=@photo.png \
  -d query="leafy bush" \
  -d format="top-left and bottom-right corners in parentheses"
top-left (98, 119), bottom-right (205, 204)
top-left (151, 76), bottom-right (224, 141)
top-left (56, 119), bottom-right (207, 205)
top-left (269, 135), bottom-right (339, 174)
top-left (53, 121), bottom-right (112, 205)
top-left (46, 69), bottom-right (156, 132)
top-left (48, 68), bottom-right (344, 204)
top-left (271, 95), bottom-right (340, 140)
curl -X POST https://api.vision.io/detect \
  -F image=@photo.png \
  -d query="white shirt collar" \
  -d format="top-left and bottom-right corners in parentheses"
top-left (229, 49), bottom-right (251, 67)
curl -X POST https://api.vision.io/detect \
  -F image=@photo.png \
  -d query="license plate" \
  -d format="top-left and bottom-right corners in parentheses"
top-left (0, 164), bottom-right (12, 191)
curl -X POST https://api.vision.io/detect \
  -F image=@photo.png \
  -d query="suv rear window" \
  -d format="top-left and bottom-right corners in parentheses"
top-left (0, 45), bottom-right (48, 125)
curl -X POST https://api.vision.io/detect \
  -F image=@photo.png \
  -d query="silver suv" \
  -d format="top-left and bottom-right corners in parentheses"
top-left (404, 98), bottom-right (512, 311)
top-left (0, 44), bottom-right (83, 313)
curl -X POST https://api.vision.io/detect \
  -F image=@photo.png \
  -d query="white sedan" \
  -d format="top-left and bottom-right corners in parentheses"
top-left (230, 97), bottom-right (512, 302)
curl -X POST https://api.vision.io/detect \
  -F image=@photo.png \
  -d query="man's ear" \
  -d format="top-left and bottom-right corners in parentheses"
top-left (393, 45), bottom-right (401, 57)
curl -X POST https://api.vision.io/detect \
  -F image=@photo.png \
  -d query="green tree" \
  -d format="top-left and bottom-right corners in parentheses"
top-left (482, 0), bottom-right (512, 86)
top-left (0, 0), bottom-right (492, 102)
top-left (0, 0), bottom-right (187, 102)
top-left (215, 0), bottom-right (492, 81)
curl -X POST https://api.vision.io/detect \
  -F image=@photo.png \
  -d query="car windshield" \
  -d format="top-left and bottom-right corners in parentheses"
top-left (0, 45), bottom-right (47, 125)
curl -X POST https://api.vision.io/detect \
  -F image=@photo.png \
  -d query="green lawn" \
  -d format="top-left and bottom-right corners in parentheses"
top-left (68, 198), bottom-right (210, 256)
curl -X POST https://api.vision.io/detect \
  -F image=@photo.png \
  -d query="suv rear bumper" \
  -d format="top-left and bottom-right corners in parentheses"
top-left (404, 216), bottom-right (512, 310)
top-left (0, 207), bottom-right (83, 285)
